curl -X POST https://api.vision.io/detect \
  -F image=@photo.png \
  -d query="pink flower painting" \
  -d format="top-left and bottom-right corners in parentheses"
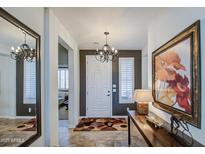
top-left (154, 38), bottom-right (192, 114)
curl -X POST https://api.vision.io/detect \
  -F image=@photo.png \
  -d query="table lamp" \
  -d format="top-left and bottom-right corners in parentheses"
top-left (133, 89), bottom-right (154, 115)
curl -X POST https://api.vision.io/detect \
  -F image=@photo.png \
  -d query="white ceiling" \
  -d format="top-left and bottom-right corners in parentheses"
top-left (52, 8), bottom-right (167, 50)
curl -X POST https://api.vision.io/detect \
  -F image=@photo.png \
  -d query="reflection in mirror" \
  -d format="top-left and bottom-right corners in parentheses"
top-left (0, 16), bottom-right (37, 146)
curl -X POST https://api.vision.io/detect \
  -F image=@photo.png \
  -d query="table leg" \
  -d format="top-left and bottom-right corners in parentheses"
top-left (128, 115), bottom-right (131, 146)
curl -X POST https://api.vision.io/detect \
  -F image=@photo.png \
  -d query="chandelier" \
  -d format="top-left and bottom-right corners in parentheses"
top-left (95, 32), bottom-right (118, 62)
top-left (10, 29), bottom-right (36, 62)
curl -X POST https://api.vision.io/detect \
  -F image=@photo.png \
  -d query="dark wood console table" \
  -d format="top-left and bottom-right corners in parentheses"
top-left (127, 109), bottom-right (200, 147)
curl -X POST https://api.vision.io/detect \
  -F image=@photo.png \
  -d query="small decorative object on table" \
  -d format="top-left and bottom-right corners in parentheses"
top-left (145, 115), bottom-right (164, 128)
top-left (133, 89), bottom-right (153, 115)
top-left (169, 114), bottom-right (193, 146)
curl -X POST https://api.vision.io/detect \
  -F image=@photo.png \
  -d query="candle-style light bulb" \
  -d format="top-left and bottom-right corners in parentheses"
top-left (11, 46), bottom-right (15, 51)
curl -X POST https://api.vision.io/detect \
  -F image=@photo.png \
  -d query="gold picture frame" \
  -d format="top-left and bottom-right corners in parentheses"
top-left (152, 20), bottom-right (201, 128)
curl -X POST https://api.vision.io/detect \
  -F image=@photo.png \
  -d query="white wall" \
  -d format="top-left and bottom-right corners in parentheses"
top-left (44, 8), bottom-right (79, 146)
top-left (3, 7), bottom-right (45, 146)
top-left (141, 44), bottom-right (148, 88)
top-left (147, 8), bottom-right (205, 145)
top-left (0, 47), bottom-right (16, 117)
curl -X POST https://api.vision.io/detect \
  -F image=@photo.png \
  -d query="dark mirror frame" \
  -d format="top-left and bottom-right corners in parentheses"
top-left (0, 8), bottom-right (41, 146)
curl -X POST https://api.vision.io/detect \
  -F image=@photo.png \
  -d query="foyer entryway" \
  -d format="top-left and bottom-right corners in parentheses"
top-left (80, 50), bottom-right (142, 116)
top-left (86, 55), bottom-right (112, 117)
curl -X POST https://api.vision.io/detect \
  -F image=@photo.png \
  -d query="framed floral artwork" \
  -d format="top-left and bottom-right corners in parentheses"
top-left (152, 20), bottom-right (201, 128)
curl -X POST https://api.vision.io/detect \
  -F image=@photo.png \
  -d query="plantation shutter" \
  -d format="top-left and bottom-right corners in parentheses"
top-left (24, 60), bottom-right (36, 104)
top-left (119, 57), bottom-right (134, 104)
top-left (58, 68), bottom-right (69, 90)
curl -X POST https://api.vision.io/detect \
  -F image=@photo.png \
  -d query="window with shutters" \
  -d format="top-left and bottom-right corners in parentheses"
top-left (119, 57), bottom-right (135, 104)
top-left (58, 67), bottom-right (69, 90)
top-left (23, 60), bottom-right (36, 104)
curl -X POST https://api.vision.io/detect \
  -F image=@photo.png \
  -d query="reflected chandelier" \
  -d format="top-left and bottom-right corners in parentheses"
top-left (10, 29), bottom-right (36, 62)
top-left (95, 32), bottom-right (118, 62)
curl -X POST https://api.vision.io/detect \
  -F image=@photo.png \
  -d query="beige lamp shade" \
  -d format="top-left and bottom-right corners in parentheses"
top-left (134, 89), bottom-right (154, 102)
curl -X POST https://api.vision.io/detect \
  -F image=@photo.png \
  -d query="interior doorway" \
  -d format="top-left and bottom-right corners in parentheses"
top-left (58, 43), bottom-right (69, 121)
top-left (58, 41), bottom-right (70, 147)
top-left (57, 37), bottom-right (76, 146)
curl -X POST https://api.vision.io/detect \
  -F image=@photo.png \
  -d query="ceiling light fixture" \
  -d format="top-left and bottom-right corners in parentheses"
top-left (10, 29), bottom-right (36, 62)
top-left (95, 32), bottom-right (118, 63)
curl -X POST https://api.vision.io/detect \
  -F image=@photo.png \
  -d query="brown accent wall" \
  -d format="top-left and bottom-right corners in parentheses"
top-left (16, 60), bottom-right (36, 116)
top-left (80, 50), bottom-right (142, 116)
top-left (112, 50), bottom-right (142, 115)
top-left (80, 50), bottom-right (96, 116)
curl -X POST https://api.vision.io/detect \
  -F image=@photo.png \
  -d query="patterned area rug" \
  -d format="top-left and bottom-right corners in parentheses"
top-left (8, 118), bottom-right (37, 131)
top-left (73, 118), bottom-right (128, 131)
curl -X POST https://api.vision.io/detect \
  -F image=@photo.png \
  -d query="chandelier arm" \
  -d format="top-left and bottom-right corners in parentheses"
top-left (10, 52), bottom-right (17, 60)
top-left (95, 51), bottom-right (104, 62)
top-left (22, 31), bottom-right (27, 44)
top-left (106, 34), bottom-right (107, 45)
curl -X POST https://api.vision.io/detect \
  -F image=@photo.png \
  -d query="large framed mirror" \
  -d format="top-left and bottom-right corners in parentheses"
top-left (0, 8), bottom-right (41, 147)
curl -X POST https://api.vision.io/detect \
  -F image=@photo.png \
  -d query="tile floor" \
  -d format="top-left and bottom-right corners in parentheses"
top-left (59, 106), bottom-right (68, 120)
top-left (58, 120), bottom-right (148, 147)
top-left (0, 118), bottom-right (36, 147)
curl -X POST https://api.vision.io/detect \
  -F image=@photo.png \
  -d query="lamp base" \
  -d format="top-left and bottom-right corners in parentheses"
top-left (136, 102), bottom-right (149, 115)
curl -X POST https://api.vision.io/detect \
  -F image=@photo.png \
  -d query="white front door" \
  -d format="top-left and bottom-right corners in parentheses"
top-left (86, 55), bottom-right (112, 117)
